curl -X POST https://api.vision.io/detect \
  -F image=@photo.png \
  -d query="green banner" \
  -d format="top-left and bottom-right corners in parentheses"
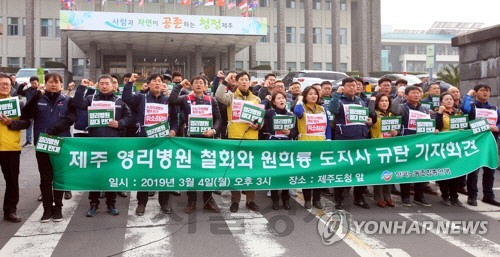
top-left (381, 116), bottom-right (402, 132)
top-left (36, 133), bottom-right (63, 155)
top-left (88, 108), bottom-right (114, 128)
top-left (50, 130), bottom-right (498, 191)
top-left (346, 106), bottom-right (369, 123)
top-left (469, 118), bottom-right (490, 134)
top-left (0, 97), bottom-right (21, 118)
top-left (416, 119), bottom-right (436, 134)
top-left (145, 121), bottom-right (170, 138)
top-left (450, 115), bottom-right (469, 130)
top-left (240, 103), bottom-right (265, 125)
top-left (272, 115), bottom-right (295, 131)
top-left (188, 117), bottom-right (213, 135)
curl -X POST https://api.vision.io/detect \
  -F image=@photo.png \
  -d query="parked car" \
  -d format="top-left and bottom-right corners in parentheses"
top-left (283, 70), bottom-right (348, 91)
top-left (15, 68), bottom-right (50, 85)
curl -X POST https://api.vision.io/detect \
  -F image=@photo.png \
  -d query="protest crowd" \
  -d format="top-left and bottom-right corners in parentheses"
top-left (1, 69), bottom-right (499, 224)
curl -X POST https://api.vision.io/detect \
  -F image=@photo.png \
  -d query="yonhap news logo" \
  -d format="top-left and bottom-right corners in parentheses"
top-left (317, 211), bottom-right (351, 245)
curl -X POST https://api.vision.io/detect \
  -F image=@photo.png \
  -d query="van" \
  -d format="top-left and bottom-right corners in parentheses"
top-left (15, 68), bottom-right (50, 85)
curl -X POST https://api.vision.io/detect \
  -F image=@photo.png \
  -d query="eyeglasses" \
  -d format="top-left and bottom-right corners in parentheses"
top-left (0, 83), bottom-right (10, 88)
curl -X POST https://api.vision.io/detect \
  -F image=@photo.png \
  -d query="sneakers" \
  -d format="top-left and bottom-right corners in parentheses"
top-left (22, 141), bottom-right (32, 147)
top-left (450, 198), bottom-right (464, 207)
top-left (52, 207), bottom-right (63, 222)
top-left (229, 202), bottom-right (239, 213)
top-left (402, 198), bottom-right (411, 207)
top-left (354, 200), bottom-right (370, 209)
top-left (135, 204), bottom-right (146, 216)
top-left (440, 199), bottom-right (451, 206)
top-left (267, 191), bottom-right (271, 198)
top-left (64, 191), bottom-right (72, 200)
top-left (414, 198), bottom-right (432, 207)
top-left (246, 201), bottom-right (260, 212)
top-left (107, 205), bottom-right (119, 216)
top-left (40, 208), bottom-right (52, 223)
top-left (467, 197), bottom-right (478, 206)
top-left (87, 204), bottom-right (99, 217)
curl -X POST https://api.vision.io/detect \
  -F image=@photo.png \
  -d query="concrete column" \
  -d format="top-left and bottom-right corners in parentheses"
top-left (89, 41), bottom-right (98, 81)
top-left (190, 2), bottom-right (197, 15)
top-left (249, 44), bottom-right (257, 69)
top-left (277, 0), bottom-right (285, 71)
top-left (61, 32), bottom-right (68, 68)
top-left (219, 6), bottom-right (226, 16)
top-left (370, 0), bottom-right (381, 72)
top-left (159, 1), bottom-right (165, 13)
top-left (351, 0), bottom-right (369, 75)
top-left (126, 44), bottom-right (133, 73)
top-left (194, 45), bottom-right (203, 76)
top-left (304, 0), bottom-right (313, 70)
top-left (25, 0), bottom-right (35, 68)
top-left (228, 45), bottom-right (236, 71)
top-left (331, 0), bottom-right (341, 71)
top-left (220, 52), bottom-right (228, 70)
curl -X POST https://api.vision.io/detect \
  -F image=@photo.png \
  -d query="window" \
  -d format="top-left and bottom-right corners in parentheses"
top-left (274, 62), bottom-right (278, 69)
top-left (326, 63), bottom-right (333, 71)
top-left (286, 62), bottom-right (297, 71)
top-left (286, 0), bottom-right (296, 8)
top-left (312, 62), bottom-right (322, 70)
top-left (259, 61), bottom-right (270, 66)
top-left (40, 58), bottom-right (52, 68)
top-left (313, 0), bottom-right (321, 9)
top-left (235, 61), bottom-right (244, 70)
top-left (340, 0), bottom-right (346, 11)
top-left (300, 62), bottom-right (305, 70)
top-left (260, 26), bottom-right (270, 43)
top-left (325, 0), bottom-right (331, 10)
top-left (325, 28), bottom-right (332, 45)
top-left (7, 17), bottom-right (19, 36)
top-left (300, 27), bottom-right (305, 44)
top-left (340, 63), bottom-right (347, 72)
top-left (340, 28), bottom-right (347, 45)
top-left (274, 26), bottom-right (278, 43)
top-left (72, 58), bottom-right (85, 76)
top-left (147, 0), bottom-right (159, 3)
top-left (286, 26), bottom-right (296, 44)
top-left (313, 27), bottom-right (321, 44)
top-left (299, 0), bottom-right (304, 8)
top-left (259, 0), bottom-right (269, 7)
top-left (7, 57), bottom-right (20, 68)
top-left (41, 19), bottom-right (53, 37)
top-left (55, 19), bottom-right (60, 37)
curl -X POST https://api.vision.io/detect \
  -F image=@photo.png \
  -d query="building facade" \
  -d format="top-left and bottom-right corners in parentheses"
top-left (0, 0), bottom-right (381, 80)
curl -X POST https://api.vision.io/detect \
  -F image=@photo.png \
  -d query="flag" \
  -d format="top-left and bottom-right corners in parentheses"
top-left (227, 0), bottom-right (236, 9)
top-left (205, 0), bottom-right (214, 6)
top-left (248, 0), bottom-right (258, 10)
top-left (181, 0), bottom-right (191, 5)
top-left (194, 0), bottom-right (203, 7)
top-left (216, 0), bottom-right (225, 6)
top-left (238, 0), bottom-right (247, 10)
top-left (138, 0), bottom-right (144, 7)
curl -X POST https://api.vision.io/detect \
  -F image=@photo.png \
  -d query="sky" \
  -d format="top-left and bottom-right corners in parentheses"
top-left (381, 0), bottom-right (500, 31)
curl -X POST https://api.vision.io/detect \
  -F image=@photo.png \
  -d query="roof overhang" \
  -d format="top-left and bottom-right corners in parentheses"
top-left (60, 10), bottom-right (267, 57)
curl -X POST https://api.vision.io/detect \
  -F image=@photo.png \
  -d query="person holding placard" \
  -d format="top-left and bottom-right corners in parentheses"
top-left (461, 84), bottom-right (500, 207)
top-left (262, 91), bottom-right (298, 210)
top-left (294, 86), bottom-right (332, 209)
top-left (215, 71), bottom-right (262, 213)
top-left (122, 73), bottom-right (179, 215)
top-left (390, 85), bottom-right (432, 207)
top-left (431, 92), bottom-right (465, 207)
top-left (22, 73), bottom-right (77, 222)
top-left (169, 75), bottom-right (221, 214)
top-left (328, 77), bottom-right (371, 210)
top-left (0, 73), bottom-right (31, 223)
top-left (73, 75), bottom-right (132, 217)
top-left (368, 93), bottom-right (399, 208)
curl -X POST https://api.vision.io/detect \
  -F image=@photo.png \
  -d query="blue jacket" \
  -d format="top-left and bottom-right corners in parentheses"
top-left (328, 92), bottom-right (369, 140)
top-left (122, 82), bottom-right (178, 137)
top-left (461, 95), bottom-right (500, 137)
top-left (22, 91), bottom-right (75, 143)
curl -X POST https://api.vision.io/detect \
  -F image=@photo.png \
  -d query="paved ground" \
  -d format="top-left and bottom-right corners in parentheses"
top-left (1, 139), bottom-right (500, 257)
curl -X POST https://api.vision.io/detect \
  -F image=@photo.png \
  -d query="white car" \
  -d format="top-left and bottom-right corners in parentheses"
top-left (289, 70), bottom-right (348, 91)
top-left (15, 68), bottom-right (50, 85)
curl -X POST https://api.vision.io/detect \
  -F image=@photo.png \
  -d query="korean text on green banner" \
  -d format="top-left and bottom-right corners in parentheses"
top-left (50, 130), bottom-right (498, 191)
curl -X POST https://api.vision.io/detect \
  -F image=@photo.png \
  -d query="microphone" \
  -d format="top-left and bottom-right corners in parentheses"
top-left (245, 119), bottom-right (260, 133)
